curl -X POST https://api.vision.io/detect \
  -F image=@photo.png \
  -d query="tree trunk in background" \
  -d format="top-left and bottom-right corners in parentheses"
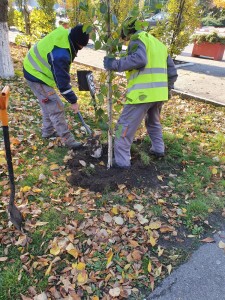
top-left (0, 0), bottom-right (14, 78)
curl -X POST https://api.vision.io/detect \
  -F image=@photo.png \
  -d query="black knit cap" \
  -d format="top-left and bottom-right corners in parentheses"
top-left (69, 24), bottom-right (89, 47)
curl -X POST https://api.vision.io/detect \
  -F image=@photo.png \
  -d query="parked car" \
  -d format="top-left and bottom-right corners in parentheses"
top-left (145, 12), bottom-right (168, 27)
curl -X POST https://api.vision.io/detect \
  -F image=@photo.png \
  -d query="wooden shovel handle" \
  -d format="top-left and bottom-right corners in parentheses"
top-left (0, 86), bottom-right (10, 126)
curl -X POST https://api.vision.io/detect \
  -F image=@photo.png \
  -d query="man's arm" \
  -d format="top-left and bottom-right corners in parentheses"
top-left (167, 55), bottom-right (178, 90)
top-left (104, 39), bottom-right (147, 72)
top-left (48, 48), bottom-right (78, 105)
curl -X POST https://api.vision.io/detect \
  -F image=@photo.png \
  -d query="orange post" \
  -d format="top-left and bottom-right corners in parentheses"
top-left (0, 86), bottom-right (10, 126)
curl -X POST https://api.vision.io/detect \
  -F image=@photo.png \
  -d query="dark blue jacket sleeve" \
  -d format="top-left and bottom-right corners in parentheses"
top-left (48, 47), bottom-right (77, 104)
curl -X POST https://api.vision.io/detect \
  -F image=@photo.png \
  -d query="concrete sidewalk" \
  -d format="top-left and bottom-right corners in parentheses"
top-left (146, 231), bottom-right (225, 300)
top-left (75, 43), bottom-right (225, 106)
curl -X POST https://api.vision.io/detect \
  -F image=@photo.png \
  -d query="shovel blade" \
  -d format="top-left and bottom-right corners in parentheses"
top-left (8, 203), bottom-right (24, 231)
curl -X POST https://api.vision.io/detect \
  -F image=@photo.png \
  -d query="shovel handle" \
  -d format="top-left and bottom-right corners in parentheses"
top-left (77, 111), bottom-right (92, 136)
top-left (0, 86), bottom-right (10, 126)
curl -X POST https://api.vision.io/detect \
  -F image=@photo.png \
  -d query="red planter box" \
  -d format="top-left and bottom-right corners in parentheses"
top-left (192, 42), bottom-right (225, 61)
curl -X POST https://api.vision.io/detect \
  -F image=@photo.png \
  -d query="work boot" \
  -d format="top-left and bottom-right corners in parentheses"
top-left (149, 149), bottom-right (165, 158)
top-left (43, 132), bottom-right (59, 139)
top-left (112, 159), bottom-right (130, 170)
top-left (66, 141), bottom-right (83, 150)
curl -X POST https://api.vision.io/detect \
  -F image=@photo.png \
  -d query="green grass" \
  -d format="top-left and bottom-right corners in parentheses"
top-left (1, 51), bottom-right (225, 299)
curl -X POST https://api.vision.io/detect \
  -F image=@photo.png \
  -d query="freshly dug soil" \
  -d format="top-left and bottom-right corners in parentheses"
top-left (67, 144), bottom-right (180, 192)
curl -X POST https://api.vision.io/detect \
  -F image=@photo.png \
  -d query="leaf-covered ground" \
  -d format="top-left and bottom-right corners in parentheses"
top-left (0, 44), bottom-right (225, 300)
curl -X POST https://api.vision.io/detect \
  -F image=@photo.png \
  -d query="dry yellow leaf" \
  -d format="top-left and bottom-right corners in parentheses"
top-left (157, 175), bottom-right (163, 181)
top-left (111, 206), bottom-right (119, 215)
top-left (157, 199), bottom-right (166, 205)
top-left (33, 188), bottom-right (42, 193)
top-left (68, 248), bottom-right (79, 258)
top-left (45, 262), bottom-right (52, 276)
top-left (118, 184), bottom-right (126, 190)
top-left (160, 226), bottom-right (174, 233)
top-left (124, 264), bottom-right (131, 271)
top-left (148, 261), bottom-right (152, 273)
top-left (104, 273), bottom-right (112, 282)
top-left (77, 270), bottom-right (88, 285)
top-left (149, 221), bottom-right (161, 230)
top-left (35, 221), bottom-right (49, 226)
top-left (211, 167), bottom-right (218, 175)
top-left (91, 296), bottom-right (99, 300)
top-left (155, 265), bottom-right (162, 277)
top-left (0, 157), bottom-right (6, 164)
top-left (50, 163), bottom-right (59, 171)
top-left (149, 236), bottom-right (157, 247)
top-left (127, 193), bottom-right (135, 201)
top-left (76, 262), bottom-right (85, 270)
top-left (106, 248), bottom-right (113, 267)
top-left (167, 264), bottom-right (172, 274)
top-left (50, 242), bottom-right (60, 256)
top-left (20, 186), bottom-right (31, 193)
top-left (158, 246), bottom-right (164, 257)
top-left (127, 210), bottom-right (135, 218)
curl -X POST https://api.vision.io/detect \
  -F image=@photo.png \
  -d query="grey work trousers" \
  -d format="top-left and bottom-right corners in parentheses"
top-left (114, 102), bottom-right (164, 167)
top-left (26, 80), bottom-right (75, 146)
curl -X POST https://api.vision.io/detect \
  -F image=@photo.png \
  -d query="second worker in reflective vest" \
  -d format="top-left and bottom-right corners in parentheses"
top-left (23, 24), bottom-right (89, 150)
top-left (104, 20), bottom-right (178, 168)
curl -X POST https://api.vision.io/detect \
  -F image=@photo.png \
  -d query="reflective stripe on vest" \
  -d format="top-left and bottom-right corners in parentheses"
top-left (125, 32), bottom-right (168, 104)
top-left (23, 26), bottom-right (71, 87)
top-left (127, 81), bottom-right (168, 93)
top-left (129, 67), bottom-right (167, 81)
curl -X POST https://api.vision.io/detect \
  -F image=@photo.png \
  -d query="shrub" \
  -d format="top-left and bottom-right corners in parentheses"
top-left (191, 31), bottom-right (225, 44)
top-left (201, 16), bottom-right (223, 27)
top-left (218, 15), bottom-right (225, 26)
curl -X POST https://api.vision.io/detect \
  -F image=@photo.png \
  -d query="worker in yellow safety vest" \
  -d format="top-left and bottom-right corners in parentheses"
top-left (23, 24), bottom-right (89, 150)
top-left (104, 19), bottom-right (178, 169)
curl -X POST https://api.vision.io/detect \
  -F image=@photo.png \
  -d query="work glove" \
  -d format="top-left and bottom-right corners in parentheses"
top-left (104, 56), bottom-right (116, 70)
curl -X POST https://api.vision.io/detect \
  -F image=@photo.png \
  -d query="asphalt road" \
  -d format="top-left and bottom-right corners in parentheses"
top-left (9, 27), bottom-right (225, 106)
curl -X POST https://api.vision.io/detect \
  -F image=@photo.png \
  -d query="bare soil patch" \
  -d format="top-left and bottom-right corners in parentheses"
top-left (67, 143), bottom-right (181, 192)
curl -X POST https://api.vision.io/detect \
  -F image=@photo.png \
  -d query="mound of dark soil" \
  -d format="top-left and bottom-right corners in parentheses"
top-left (67, 145), bottom-right (181, 192)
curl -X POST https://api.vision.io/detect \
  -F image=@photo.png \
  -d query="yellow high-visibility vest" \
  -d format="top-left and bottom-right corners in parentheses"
top-left (23, 26), bottom-right (71, 87)
top-left (125, 31), bottom-right (168, 104)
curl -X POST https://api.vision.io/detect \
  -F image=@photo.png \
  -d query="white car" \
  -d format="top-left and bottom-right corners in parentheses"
top-left (145, 12), bottom-right (168, 27)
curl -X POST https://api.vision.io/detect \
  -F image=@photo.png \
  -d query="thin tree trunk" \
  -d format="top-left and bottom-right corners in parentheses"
top-left (106, 0), bottom-right (113, 169)
top-left (0, 0), bottom-right (14, 79)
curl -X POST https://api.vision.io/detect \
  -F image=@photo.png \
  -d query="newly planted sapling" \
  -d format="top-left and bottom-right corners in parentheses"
top-left (79, 2), bottom-right (149, 168)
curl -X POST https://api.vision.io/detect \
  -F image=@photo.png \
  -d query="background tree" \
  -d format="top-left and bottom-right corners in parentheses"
top-left (0, 0), bottom-right (14, 78)
top-left (37, 0), bottom-right (56, 27)
top-left (151, 0), bottom-right (201, 58)
top-left (14, 0), bottom-right (56, 48)
top-left (111, 0), bottom-right (136, 23)
top-left (213, 0), bottom-right (225, 8)
top-left (65, 0), bottom-right (94, 24)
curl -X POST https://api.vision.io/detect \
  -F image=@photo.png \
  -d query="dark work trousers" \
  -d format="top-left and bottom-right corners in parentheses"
top-left (26, 80), bottom-right (76, 146)
top-left (114, 101), bottom-right (164, 167)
